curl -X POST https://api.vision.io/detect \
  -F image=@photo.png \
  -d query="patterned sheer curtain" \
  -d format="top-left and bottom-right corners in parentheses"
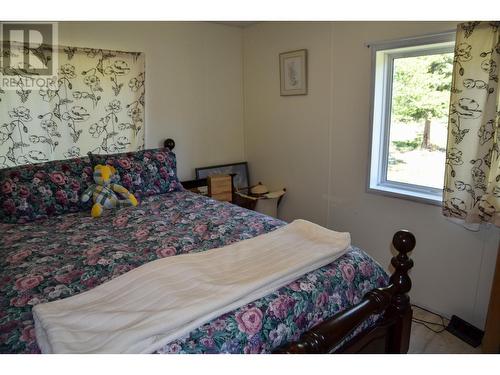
top-left (443, 22), bottom-right (500, 229)
top-left (0, 45), bottom-right (145, 168)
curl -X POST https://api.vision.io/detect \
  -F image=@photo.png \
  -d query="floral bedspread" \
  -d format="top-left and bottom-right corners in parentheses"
top-left (0, 190), bottom-right (388, 353)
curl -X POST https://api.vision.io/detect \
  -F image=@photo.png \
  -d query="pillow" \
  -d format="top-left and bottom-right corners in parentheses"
top-left (88, 148), bottom-right (182, 199)
top-left (0, 157), bottom-right (94, 224)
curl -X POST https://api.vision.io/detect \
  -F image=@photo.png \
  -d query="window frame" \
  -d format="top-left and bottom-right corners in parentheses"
top-left (367, 31), bottom-right (456, 206)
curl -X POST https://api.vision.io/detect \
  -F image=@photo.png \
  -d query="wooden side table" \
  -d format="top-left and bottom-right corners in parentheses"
top-left (181, 177), bottom-right (285, 218)
top-left (234, 188), bottom-right (286, 218)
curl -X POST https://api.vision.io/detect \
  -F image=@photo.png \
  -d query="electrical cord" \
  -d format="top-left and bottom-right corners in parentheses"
top-left (412, 318), bottom-right (447, 333)
top-left (411, 304), bottom-right (448, 334)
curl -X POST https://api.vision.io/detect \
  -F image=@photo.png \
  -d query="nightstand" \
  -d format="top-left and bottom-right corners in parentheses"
top-left (181, 175), bottom-right (235, 202)
top-left (181, 177), bottom-right (286, 218)
top-left (181, 175), bottom-right (253, 208)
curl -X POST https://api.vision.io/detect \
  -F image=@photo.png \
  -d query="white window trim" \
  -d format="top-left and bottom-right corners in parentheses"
top-left (367, 31), bottom-right (456, 206)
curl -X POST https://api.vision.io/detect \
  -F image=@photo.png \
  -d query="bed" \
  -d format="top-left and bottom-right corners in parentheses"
top-left (0, 143), bottom-right (415, 354)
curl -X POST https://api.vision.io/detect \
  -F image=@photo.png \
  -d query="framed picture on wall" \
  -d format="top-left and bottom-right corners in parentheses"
top-left (279, 49), bottom-right (307, 96)
top-left (195, 162), bottom-right (250, 191)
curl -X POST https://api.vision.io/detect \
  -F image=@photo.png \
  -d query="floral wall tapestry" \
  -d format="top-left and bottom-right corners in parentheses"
top-left (443, 22), bottom-right (500, 228)
top-left (0, 46), bottom-right (145, 168)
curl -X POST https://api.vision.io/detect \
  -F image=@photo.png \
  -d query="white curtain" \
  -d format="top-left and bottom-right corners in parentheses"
top-left (443, 22), bottom-right (500, 228)
top-left (0, 46), bottom-right (145, 168)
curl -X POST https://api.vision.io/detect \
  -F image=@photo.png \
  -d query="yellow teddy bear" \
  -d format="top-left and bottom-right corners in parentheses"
top-left (81, 164), bottom-right (138, 218)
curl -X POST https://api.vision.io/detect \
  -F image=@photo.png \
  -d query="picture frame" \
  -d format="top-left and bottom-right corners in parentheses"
top-left (195, 162), bottom-right (250, 191)
top-left (279, 49), bottom-right (307, 96)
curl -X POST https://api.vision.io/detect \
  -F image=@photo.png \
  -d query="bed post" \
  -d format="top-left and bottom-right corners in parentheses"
top-left (385, 230), bottom-right (415, 353)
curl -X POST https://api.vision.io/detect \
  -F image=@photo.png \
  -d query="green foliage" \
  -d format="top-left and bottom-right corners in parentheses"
top-left (392, 53), bottom-right (453, 123)
top-left (392, 136), bottom-right (422, 152)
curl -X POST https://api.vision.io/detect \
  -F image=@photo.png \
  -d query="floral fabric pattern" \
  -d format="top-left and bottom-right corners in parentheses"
top-left (89, 148), bottom-right (182, 199)
top-left (0, 156), bottom-right (93, 223)
top-left (0, 45), bottom-right (145, 169)
top-left (0, 191), bottom-right (388, 353)
top-left (443, 22), bottom-right (500, 227)
top-left (157, 248), bottom-right (387, 354)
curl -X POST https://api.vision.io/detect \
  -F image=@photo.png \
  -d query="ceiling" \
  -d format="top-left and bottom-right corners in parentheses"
top-left (212, 21), bottom-right (260, 28)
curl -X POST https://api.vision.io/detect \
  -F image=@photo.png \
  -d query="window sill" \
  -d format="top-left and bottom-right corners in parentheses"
top-left (367, 184), bottom-right (442, 207)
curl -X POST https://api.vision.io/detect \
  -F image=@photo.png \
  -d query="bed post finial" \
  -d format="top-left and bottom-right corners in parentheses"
top-left (164, 138), bottom-right (175, 150)
top-left (391, 230), bottom-right (415, 304)
top-left (387, 230), bottom-right (415, 353)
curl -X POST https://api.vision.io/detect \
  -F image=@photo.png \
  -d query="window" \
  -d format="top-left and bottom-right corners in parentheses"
top-left (368, 32), bottom-right (455, 204)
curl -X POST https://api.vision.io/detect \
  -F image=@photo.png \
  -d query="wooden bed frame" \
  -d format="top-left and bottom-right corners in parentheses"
top-left (276, 230), bottom-right (415, 354)
top-left (165, 138), bottom-right (416, 354)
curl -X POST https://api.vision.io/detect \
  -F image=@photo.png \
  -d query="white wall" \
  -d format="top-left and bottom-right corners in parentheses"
top-left (243, 21), bottom-right (499, 329)
top-left (59, 22), bottom-right (245, 180)
top-left (243, 22), bottom-right (332, 225)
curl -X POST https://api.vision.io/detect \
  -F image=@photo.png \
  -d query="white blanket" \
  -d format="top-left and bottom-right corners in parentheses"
top-left (33, 219), bottom-right (350, 353)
